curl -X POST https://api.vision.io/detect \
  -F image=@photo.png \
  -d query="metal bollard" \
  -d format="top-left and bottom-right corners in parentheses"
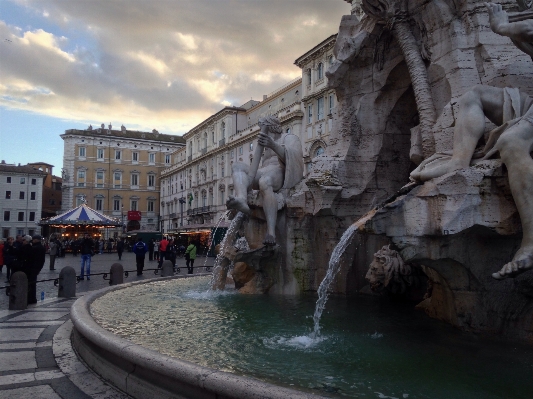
top-left (110, 263), bottom-right (124, 285)
top-left (161, 260), bottom-right (174, 277)
top-left (58, 266), bottom-right (76, 298)
top-left (9, 272), bottom-right (28, 310)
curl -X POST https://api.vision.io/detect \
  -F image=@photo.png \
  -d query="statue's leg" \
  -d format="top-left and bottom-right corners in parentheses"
top-left (412, 85), bottom-right (506, 181)
top-left (258, 168), bottom-right (284, 246)
top-left (226, 162), bottom-right (251, 215)
top-left (492, 119), bottom-right (533, 279)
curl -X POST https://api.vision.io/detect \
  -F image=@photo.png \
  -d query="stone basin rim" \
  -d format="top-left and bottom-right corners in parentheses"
top-left (71, 274), bottom-right (326, 399)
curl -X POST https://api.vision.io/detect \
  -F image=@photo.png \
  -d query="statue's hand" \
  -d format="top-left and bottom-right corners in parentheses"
top-left (485, 2), bottom-right (509, 35)
top-left (258, 132), bottom-right (275, 149)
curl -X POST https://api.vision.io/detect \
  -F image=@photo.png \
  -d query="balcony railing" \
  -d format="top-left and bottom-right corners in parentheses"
top-left (186, 206), bottom-right (211, 216)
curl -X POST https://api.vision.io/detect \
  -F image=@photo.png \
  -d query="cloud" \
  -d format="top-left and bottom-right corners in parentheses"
top-left (1, 0), bottom-right (349, 134)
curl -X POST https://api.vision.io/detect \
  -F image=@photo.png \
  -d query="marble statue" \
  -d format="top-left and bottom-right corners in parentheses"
top-left (410, 3), bottom-right (533, 280)
top-left (226, 116), bottom-right (303, 246)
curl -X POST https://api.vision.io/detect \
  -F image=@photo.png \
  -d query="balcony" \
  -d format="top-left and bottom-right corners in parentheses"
top-left (186, 206), bottom-right (211, 216)
top-left (169, 213), bottom-right (177, 219)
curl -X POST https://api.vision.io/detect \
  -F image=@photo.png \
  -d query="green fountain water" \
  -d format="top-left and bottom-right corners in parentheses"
top-left (91, 276), bottom-right (533, 399)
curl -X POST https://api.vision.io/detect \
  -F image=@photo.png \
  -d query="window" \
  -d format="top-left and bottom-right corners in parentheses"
top-left (3, 211), bottom-right (10, 221)
top-left (239, 146), bottom-right (243, 155)
top-left (221, 166), bottom-right (225, 177)
top-left (149, 153), bottom-right (155, 164)
top-left (96, 171), bottom-right (104, 188)
top-left (308, 104), bottom-right (313, 124)
top-left (221, 122), bottom-right (226, 139)
top-left (220, 190), bottom-right (225, 205)
top-left (5, 191), bottom-right (11, 199)
top-left (49, 199), bottom-right (55, 205)
top-left (131, 174), bottom-right (139, 186)
top-left (132, 152), bottom-right (139, 162)
top-left (30, 192), bottom-right (36, 200)
top-left (329, 55), bottom-right (334, 66)
top-left (317, 97), bottom-right (324, 120)
top-left (286, 127), bottom-right (291, 134)
top-left (165, 154), bottom-right (171, 164)
top-left (148, 175), bottom-right (155, 187)
top-left (212, 130), bottom-right (215, 143)
top-left (18, 212), bottom-right (24, 221)
top-left (306, 69), bottom-right (312, 85)
top-left (204, 132), bottom-right (208, 149)
top-left (31, 178), bottom-right (36, 185)
top-left (95, 199), bottom-right (103, 211)
top-left (250, 142), bottom-right (253, 151)
top-left (230, 149), bottom-right (234, 159)
top-left (78, 170), bottom-right (85, 179)
top-left (147, 200), bottom-right (154, 212)
top-left (19, 191), bottom-right (24, 200)
top-left (79, 147), bottom-right (86, 157)
top-left (29, 212), bottom-right (35, 221)
top-left (114, 150), bottom-right (122, 160)
top-left (329, 94), bottom-right (335, 114)
top-left (131, 200), bottom-right (138, 211)
top-left (6, 177), bottom-right (11, 183)
top-left (114, 172), bottom-right (122, 188)
top-left (113, 199), bottom-right (121, 211)
top-left (317, 63), bottom-right (324, 80)
top-left (97, 148), bottom-right (104, 160)
top-left (315, 147), bottom-right (325, 157)
top-left (20, 177), bottom-right (25, 184)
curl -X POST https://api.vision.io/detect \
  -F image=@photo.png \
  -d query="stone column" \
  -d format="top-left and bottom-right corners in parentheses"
top-left (58, 266), bottom-right (76, 298)
top-left (110, 263), bottom-right (124, 285)
top-left (9, 272), bottom-right (28, 310)
top-left (161, 260), bottom-right (174, 277)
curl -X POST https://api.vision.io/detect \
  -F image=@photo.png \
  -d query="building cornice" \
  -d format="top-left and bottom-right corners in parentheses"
top-left (294, 34), bottom-right (338, 68)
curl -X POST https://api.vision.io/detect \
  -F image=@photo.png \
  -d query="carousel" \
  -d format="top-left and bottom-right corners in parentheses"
top-left (38, 200), bottom-right (122, 242)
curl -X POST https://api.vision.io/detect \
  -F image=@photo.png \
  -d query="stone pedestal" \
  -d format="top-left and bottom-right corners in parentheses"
top-left (58, 266), bottom-right (76, 298)
top-left (9, 272), bottom-right (28, 310)
top-left (110, 263), bottom-right (124, 286)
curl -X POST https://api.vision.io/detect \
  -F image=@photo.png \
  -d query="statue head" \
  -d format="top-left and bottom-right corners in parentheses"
top-left (365, 245), bottom-right (413, 294)
top-left (258, 115), bottom-right (282, 135)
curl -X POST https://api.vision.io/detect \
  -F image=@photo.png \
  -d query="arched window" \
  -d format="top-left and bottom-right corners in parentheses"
top-left (317, 63), bottom-right (324, 80)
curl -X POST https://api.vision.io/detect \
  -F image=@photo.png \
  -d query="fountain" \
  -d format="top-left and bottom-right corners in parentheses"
top-left (70, 1), bottom-right (533, 398)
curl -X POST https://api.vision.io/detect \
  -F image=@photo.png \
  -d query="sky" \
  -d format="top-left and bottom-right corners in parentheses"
top-left (0, 0), bottom-right (350, 173)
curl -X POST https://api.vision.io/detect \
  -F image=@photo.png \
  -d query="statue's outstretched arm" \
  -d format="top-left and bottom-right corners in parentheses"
top-left (486, 2), bottom-right (533, 41)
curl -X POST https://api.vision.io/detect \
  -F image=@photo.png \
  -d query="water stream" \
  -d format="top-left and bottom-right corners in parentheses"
top-left (202, 210), bottom-right (229, 270)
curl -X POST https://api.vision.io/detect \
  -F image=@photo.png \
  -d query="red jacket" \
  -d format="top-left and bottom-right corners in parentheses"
top-left (159, 239), bottom-right (169, 252)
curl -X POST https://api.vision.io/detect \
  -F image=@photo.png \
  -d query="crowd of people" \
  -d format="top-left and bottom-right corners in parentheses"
top-left (0, 234), bottom-right (203, 302)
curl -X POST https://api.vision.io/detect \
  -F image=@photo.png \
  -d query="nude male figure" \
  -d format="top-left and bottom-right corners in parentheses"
top-left (410, 3), bottom-right (533, 279)
top-left (226, 116), bottom-right (303, 246)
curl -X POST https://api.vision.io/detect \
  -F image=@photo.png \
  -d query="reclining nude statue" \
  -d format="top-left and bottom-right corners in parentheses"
top-left (226, 116), bottom-right (303, 246)
top-left (410, 3), bottom-right (533, 280)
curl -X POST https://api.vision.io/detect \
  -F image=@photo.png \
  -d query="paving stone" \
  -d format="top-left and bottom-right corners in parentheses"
top-left (0, 370), bottom-right (63, 386)
top-left (50, 376), bottom-right (93, 399)
top-left (0, 351), bottom-right (36, 372)
top-left (0, 342), bottom-right (35, 350)
top-left (35, 347), bottom-right (57, 369)
top-left (0, 321), bottom-right (64, 327)
top-left (0, 327), bottom-right (44, 341)
top-left (8, 311), bottom-right (70, 322)
top-left (0, 384), bottom-right (62, 399)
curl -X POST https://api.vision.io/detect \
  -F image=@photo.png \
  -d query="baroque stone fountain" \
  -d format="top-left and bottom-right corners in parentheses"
top-left (71, 1), bottom-right (533, 398)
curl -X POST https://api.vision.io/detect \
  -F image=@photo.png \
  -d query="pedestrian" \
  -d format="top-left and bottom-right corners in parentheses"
top-left (2, 237), bottom-right (17, 283)
top-left (48, 237), bottom-right (58, 270)
top-left (13, 235), bottom-right (24, 250)
top-left (116, 238), bottom-right (124, 260)
top-left (148, 238), bottom-right (154, 261)
top-left (18, 235), bottom-right (33, 273)
top-left (26, 235), bottom-right (46, 304)
top-left (99, 239), bottom-right (104, 255)
top-left (154, 240), bottom-right (159, 261)
top-left (167, 239), bottom-right (177, 267)
top-left (79, 233), bottom-right (94, 280)
top-left (185, 241), bottom-right (197, 274)
top-left (133, 237), bottom-right (148, 276)
top-left (158, 236), bottom-right (169, 268)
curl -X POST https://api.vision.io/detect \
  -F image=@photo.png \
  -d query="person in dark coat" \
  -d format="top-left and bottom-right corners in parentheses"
top-left (27, 235), bottom-right (46, 304)
top-left (116, 238), bottom-right (125, 260)
top-left (79, 233), bottom-right (94, 280)
top-left (148, 238), bottom-right (154, 261)
top-left (2, 237), bottom-right (17, 283)
top-left (133, 237), bottom-right (148, 276)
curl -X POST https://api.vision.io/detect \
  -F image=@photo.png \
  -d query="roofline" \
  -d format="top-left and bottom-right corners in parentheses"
top-left (294, 34), bottom-right (338, 67)
top-left (183, 106), bottom-right (246, 139)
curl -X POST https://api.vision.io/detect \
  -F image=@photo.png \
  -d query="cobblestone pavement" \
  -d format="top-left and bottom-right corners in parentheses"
top-left (0, 252), bottom-right (215, 398)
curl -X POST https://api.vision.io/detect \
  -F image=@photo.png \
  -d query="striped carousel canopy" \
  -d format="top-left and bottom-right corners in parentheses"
top-left (39, 204), bottom-right (122, 227)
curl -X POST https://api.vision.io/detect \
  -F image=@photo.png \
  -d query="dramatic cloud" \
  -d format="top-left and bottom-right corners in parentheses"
top-left (0, 0), bottom-right (350, 134)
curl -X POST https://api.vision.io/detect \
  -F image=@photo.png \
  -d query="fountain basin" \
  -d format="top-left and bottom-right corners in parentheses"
top-left (71, 275), bottom-right (319, 399)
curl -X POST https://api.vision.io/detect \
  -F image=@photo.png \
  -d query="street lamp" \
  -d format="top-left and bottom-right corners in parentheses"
top-left (179, 197), bottom-right (186, 227)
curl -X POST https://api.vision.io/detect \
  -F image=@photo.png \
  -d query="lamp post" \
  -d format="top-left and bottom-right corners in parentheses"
top-left (179, 197), bottom-right (186, 227)
top-left (121, 205), bottom-right (125, 234)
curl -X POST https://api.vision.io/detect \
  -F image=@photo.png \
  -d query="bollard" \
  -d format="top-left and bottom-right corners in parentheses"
top-left (161, 260), bottom-right (174, 277)
top-left (9, 272), bottom-right (28, 310)
top-left (110, 263), bottom-right (124, 285)
top-left (58, 266), bottom-right (77, 298)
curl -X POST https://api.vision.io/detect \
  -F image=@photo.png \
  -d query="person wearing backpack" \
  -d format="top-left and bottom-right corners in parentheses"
top-left (133, 237), bottom-right (148, 276)
top-left (185, 241), bottom-right (197, 274)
